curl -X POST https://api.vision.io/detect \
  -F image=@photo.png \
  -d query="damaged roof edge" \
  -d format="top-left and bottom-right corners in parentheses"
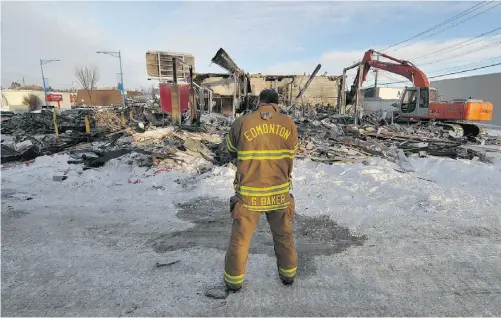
top-left (194, 73), bottom-right (231, 78)
top-left (146, 50), bottom-right (195, 57)
top-left (195, 72), bottom-right (341, 80)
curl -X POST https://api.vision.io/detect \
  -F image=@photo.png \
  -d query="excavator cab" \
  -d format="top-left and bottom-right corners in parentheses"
top-left (399, 87), bottom-right (438, 118)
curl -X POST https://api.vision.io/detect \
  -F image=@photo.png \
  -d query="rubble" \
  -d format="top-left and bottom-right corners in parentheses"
top-left (2, 107), bottom-right (500, 172)
top-left (1, 109), bottom-right (97, 135)
top-left (294, 112), bottom-right (501, 164)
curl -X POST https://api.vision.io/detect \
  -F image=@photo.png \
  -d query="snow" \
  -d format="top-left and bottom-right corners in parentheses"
top-left (488, 128), bottom-right (501, 137)
top-left (2, 153), bottom-right (501, 316)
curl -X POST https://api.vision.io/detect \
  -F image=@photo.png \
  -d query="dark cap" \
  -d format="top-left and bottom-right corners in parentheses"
top-left (259, 89), bottom-right (279, 105)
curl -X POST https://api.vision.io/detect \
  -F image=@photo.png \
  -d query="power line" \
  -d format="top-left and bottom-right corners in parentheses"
top-left (412, 27), bottom-right (501, 61)
top-left (393, 2), bottom-right (501, 52)
top-left (380, 1), bottom-right (491, 52)
top-left (429, 62), bottom-right (501, 78)
top-left (363, 71), bottom-right (410, 88)
top-left (363, 73), bottom-right (396, 88)
top-left (419, 40), bottom-right (501, 66)
top-left (379, 71), bottom-right (401, 82)
top-left (378, 61), bottom-right (501, 85)
top-left (427, 55), bottom-right (501, 74)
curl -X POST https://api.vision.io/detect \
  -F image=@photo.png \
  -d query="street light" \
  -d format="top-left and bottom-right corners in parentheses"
top-left (96, 50), bottom-right (125, 106)
top-left (40, 59), bottom-right (60, 105)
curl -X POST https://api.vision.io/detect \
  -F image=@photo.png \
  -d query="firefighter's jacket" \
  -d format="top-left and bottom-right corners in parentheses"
top-left (226, 104), bottom-right (298, 212)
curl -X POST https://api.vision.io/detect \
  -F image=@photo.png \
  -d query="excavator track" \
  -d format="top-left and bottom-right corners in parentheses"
top-left (436, 123), bottom-right (464, 138)
top-left (446, 121), bottom-right (487, 138)
top-left (435, 121), bottom-right (487, 138)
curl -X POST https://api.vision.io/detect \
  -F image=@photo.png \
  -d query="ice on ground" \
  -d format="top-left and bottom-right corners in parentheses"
top-left (2, 154), bottom-right (501, 316)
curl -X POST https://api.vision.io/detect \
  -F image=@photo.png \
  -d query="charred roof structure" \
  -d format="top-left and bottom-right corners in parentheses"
top-left (145, 51), bottom-right (195, 81)
top-left (210, 48), bottom-right (252, 116)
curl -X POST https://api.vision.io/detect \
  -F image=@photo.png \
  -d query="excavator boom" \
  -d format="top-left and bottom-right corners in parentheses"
top-left (355, 49), bottom-right (429, 89)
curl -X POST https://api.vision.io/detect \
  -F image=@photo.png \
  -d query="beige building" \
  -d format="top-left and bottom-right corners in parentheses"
top-left (1, 89), bottom-right (74, 112)
top-left (195, 73), bottom-right (340, 114)
top-left (75, 89), bottom-right (123, 106)
top-left (364, 87), bottom-right (405, 100)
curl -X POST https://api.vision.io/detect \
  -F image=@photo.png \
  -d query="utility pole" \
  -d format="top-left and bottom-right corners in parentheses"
top-left (96, 50), bottom-right (125, 106)
top-left (118, 50), bottom-right (125, 104)
top-left (171, 57), bottom-right (181, 124)
top-left (373, 55), bottom-right (379, 97)
top-left (40, 59), bottom-right (60, 106)
top-left (355, 64), bottom-right (365, 125)
top-left (232, 74), bottom-right (238, 118)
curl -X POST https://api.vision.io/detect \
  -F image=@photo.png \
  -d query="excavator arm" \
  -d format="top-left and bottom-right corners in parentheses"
top-left (347, 49), bottom-right (429, 104)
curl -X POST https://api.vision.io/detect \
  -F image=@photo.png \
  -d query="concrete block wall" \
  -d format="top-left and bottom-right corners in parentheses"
top-left (249, 75), bottom-right (339, 106)
top-left (293, 76), bottom-right (339, 106)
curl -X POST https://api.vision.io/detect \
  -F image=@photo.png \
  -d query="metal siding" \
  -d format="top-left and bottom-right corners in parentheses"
top-left (159, 83), bottom-right (190, 114)
top-left (179, 84), bottom-right (190, 113)
top-left (159, 83), bottom-right (172, 113)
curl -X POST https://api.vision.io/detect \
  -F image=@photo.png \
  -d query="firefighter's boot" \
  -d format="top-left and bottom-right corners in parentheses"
top-left (277, 263), bottom-right (295, 285)
top-left (280, 273), bottom-right (295, 285)
top-left (225, 283), bottom-right (242, 292)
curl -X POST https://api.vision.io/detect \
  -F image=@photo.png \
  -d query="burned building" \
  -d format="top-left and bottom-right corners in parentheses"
top-left (145, 48), bottom-right (341, 116)
top-left (193, 73), bottom-right (340, 115)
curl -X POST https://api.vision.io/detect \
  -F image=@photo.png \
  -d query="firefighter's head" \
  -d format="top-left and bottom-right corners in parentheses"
top-left (258, 89), bottom-right (279, 106)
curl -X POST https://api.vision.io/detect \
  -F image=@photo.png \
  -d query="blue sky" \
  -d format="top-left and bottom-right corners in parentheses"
top-left (1, 1), bottom-right (500, 90)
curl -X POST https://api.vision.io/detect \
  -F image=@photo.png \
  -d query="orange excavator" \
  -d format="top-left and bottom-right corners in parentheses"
top-left (346, 49), bottom-right (494, 137)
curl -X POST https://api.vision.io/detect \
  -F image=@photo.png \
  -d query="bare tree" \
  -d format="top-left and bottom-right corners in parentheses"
top-left (75, 64), bottom-right (100, 104)
top-left (140, 85), bottom-right (156, 101)
top-left (10, 82), bottom-right (21, 89)
top-left (23, 94), bottom-right (42, 111)
top-left (140, 84), bottom-right (160, 111)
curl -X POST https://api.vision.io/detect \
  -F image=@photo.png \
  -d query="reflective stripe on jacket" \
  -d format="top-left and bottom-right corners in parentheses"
top-left (227, 104), bottom-right (298, 212)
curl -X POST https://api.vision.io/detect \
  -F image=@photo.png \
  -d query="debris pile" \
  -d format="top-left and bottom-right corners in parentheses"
top-left (1, 132), bottom-right (96, 163)
top-left (295, 117), bottom-right (501, 164)
top-left (1, 110), bottom-right (95, 135)
top-left (59, 126), bottom-right (226, 173)
top-left (2, 108), bottom-right (500, 172)
top-left (0, 108), bottom-right (171, 164)
top-left (92, 110), bottom-right (123, 132)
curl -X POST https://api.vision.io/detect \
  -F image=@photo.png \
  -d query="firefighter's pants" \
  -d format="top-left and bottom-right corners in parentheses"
top-left (223, 195), bottom-right (297, 289)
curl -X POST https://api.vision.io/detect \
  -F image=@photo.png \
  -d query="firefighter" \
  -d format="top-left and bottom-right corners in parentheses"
top-left (223, 88), bottom-right (298, 291)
